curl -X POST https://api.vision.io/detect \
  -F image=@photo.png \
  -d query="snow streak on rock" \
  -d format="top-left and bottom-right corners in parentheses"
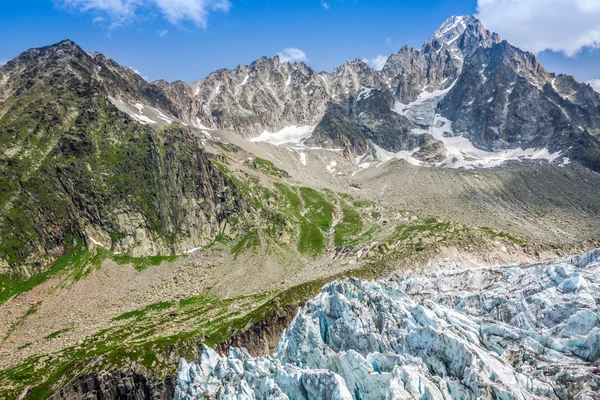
top-left (175, 249), bottom-right (600, 399)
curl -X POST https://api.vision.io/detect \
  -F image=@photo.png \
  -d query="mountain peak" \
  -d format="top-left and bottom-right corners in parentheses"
top-left (14, 39), bottom-right (88, 66)
top-left (429, 15), bottom-right (474, 44)
top-left (424, 15), bottom-right (501, 55)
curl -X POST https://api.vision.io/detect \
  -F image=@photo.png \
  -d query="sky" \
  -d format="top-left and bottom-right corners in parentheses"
top-left (0, 0), bottom-right (599, 89)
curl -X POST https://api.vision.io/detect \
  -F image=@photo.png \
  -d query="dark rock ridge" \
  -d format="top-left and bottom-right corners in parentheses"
top-left (213, 304), bottom-right (300, 357)
top-left (50, 369), bottom-right (175, 400)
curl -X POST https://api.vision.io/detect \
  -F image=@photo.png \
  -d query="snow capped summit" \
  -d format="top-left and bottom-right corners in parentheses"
top-left (175, 249), bottom-right (600, 399)
top-left (429, 15), bottom-right (473, 48)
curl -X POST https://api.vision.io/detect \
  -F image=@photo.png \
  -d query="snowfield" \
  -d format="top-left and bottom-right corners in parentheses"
top-left (175, 249), bottom-right (600, 399)
top-left (250, 125), bottom-right (314, 145)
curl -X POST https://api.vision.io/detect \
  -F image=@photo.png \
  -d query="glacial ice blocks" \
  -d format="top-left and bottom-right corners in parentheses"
top-left (175, 249), bottom-right (600, 399)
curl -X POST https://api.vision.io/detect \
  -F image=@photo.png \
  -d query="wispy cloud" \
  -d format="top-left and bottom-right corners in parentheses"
top-left (477, 0), bottom-right (600, 56)
top-left (586, 79), bottom-right (600, 93)
top-left (277, 48), bottom-right (308, 63)
top-left (128, 66), bottom-right (149, 81)
top-left (321, 1), bottom-right (330, 10)
top-left (55, 0), bottom-right (231, 29)
top-left (157, 29), bottom-right (169, 37)
top-left (365, 55), bottom-right (388, 71)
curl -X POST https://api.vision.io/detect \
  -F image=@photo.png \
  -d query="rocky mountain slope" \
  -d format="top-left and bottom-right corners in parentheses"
top-left (175, 248), bottom-right (600, 399)
top-left (0, 40), bottom-right (251, 277)
top-left (100, 15), bottom-right (600, 170)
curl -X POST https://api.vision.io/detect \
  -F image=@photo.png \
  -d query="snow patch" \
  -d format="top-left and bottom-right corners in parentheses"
top-left (194, 118), bottom-right (214, 130)
top-left (371, 143), bottom-right (423, 167)
top-left (87, 235), bottom-right (108, 249)
top-left (298, 152), bottom-right (307, 166)
top-left (155, 109), bottom-right (174, 124)
top-left (421, 115), bottom-right (562, 169)
top-left (357, 87), bottom-right (375, 101)
top-left (131, 113), bottom-right (157, 125)
top-left (250, 125), bottom-right (314, 146)
top-left (326, 160), bottom-right (337, 174)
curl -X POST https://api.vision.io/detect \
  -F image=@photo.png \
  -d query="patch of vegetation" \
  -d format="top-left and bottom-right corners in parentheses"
top-left (334, 202), bottom-right (364, 247)
top-left (112, 301), bottom-right (176, 321)
top-left (111, 254), bottom-right (182, 272)
top-left (212, 142), bottom-right (242, 153)
top-left (338, 193), bottom-right (376, 209)
top-left (298, 219), bottom-right (326, 256)
top-left (201, 234), bottom-right (231, 252)
top-left (299, 188), bottom-right (335, 231)
top-left (251, 157), bottom-right (288, 177)
top-left (479, 227), bottom-right (527, 245)
top-left (178, 292), bottom-right (219, 309)
top-left (274, 183), bottom-right (302, 212)
top-left (231, 229), bottom-right (261, 258)
top-left (344, 226), bottom-right (380, 247)
top-left (44, 328), bottom-right (71, 340)
top-left (0, 244), bottom-right (90, 305)
top-left (393, 218), bottom-right (452, 246)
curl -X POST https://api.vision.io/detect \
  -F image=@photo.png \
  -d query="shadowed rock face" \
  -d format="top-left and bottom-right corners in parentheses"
top-left (214, 304), bottom-right (301, 357)
top-left (50, 370), bottom-right (176, 400)
top-left (174, 249), bottom-right (600, 399)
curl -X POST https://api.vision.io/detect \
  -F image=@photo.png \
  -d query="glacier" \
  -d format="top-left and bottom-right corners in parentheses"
top-left (174, 249), bottom-right (600, 399)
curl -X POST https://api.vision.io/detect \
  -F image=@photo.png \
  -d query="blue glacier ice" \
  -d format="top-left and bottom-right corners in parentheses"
top-left (174, 249), bottom-right (600, 399)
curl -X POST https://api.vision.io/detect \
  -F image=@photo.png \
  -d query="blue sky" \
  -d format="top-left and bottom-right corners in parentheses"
top-left (1, 0), bottom-right (599, 88)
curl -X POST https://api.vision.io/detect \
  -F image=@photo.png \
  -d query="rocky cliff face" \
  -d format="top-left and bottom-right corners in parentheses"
top-left (50, 370), bottom-right (175, 400)
top-left (0, 41), bottom-right (249, 277)
top-left (174, 249), bottom-right (600, 399)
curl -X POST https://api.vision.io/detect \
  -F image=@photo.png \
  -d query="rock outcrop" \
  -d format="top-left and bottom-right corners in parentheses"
top-left (50, 369), bottom-right (175, 400)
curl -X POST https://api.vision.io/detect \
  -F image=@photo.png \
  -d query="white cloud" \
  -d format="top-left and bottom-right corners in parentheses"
top-left (128, 66), bottom-right (149, 81)
top-left (56, 0), bottom-right (231, 28)
top-left (586, 79), bottom-right (600, 93)
top-left (157, 29), bottom-right (169, 37)
top-left (321, 1), bottom-right (330, 10)
top-left (476, 0), bottom-right (600, 56)
top-left (277, 48), bottom-right (308, 63)
top-left (365, 55), bottom-right (388, 71)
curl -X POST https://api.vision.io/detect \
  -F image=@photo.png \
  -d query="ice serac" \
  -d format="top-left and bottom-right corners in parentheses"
top-left (174, 249), bottom-right (600, 399)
